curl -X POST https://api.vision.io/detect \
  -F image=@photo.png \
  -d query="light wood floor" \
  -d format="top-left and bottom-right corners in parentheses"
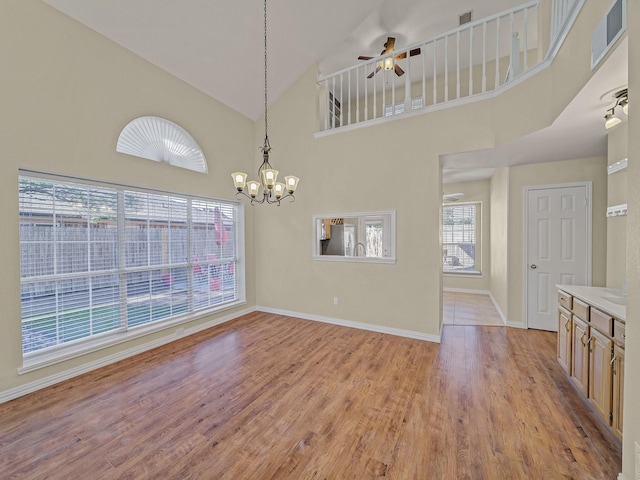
top-left (0, 312), bottom-right (621, 479)
top-left (443, 291), bottom-right (505, 326)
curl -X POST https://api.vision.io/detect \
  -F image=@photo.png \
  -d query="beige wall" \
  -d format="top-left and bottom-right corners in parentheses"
top-left (622, 0), bottom-right (639, 477)
top-left (443, 180), bottom-right (491, 292)
top-left (490, 167), bottom-right (510, 318)
top-left (0, 1), bottom-right (256, 393)
top-left (253, 1), bottom-right (614, 337)
top-left (506, 157), bottom-right (608, 327)
top-left (606, 123), bottom-right (628, 289)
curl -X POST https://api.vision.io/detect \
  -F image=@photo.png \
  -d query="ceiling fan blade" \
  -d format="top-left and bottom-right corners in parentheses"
top-left (358, 55), bottom-right (373, 60)
top-left (383, 37), bottom-right (396, 53)
top-left (367, 65), bottom-right (382, 79)
top-left (394, 48), bottom-right (421, 62)
top-left (394, 64), bottom-right (405, 77)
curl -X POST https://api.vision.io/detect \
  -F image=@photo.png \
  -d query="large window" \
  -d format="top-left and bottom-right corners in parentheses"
top-left (19, 174), bottom-right (244, 360)
top-left (443, 203), bottom-right (479, 273)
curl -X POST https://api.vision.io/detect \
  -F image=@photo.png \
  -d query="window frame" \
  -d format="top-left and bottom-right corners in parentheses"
top-left (312, 211), bottom-right (396, 264)
top-left (18, 171), bottom-right (245, 372)
top-left (442, 202), bottom-right (481, 275)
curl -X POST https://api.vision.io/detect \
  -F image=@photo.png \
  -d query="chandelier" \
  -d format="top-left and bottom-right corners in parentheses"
top-left (231, 0), bottom-right (299, 205)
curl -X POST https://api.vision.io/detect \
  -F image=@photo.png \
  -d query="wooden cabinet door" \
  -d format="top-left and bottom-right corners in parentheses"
top-left (612, 345), bottom-right (625, 439)
top-left (571, 317), bottom-right (589, 396)
top-left (588, 328), bottom-right (612, 424)
top-left (557, 307), bottom-right (572, 375)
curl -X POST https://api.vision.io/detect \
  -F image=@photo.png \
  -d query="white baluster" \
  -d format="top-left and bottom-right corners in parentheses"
top-left (523, 7), bottom-right (529, 72)
top-left (495, 16), bottom-right (500, 90)
top-left (482, 22), bottom-right (487, 93)
top-left (433, 40), bottom-right (437, 104)
top-left (422, 41), bottom-right (427, 106)
top-left (356, 67), bottom-right (360, 124)
top-left (444, 35), bottom-right (449, 102)
top-left (469, 25), bottom-right (474, 97)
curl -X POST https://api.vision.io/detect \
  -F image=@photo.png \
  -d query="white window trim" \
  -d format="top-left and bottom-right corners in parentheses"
top-left (18, 170), bottom-right (246, 372)
top-left (312, 211), bottom-right (396, 264)
top-left (442, 201), bottom-right (481, 275)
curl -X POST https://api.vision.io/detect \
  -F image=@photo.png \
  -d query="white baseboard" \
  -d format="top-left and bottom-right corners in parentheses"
top-left (444, 288), bottom-right (508, 325)
top-left (0, 307), bottom-right (255, 404)
top-left (257, 306), bottom-right (441, 344)
top-left (617, 473), bottom-right (628, 480)
top-left (444, 287), bottom-right (490, 295)
top-left (2, 305), bottom-right (442, 404)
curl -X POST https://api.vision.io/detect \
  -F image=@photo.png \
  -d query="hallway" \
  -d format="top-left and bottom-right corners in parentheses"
top-left (443, 291), bottom-right (505, 326)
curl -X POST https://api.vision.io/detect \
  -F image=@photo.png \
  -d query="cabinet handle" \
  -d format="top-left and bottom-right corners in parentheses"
top-left (564, 318), bottom-right (571, 331)
top-left (580, 332), bottom-right (587, 346)
top-left (610, 354), bottom-right (617, 366)
top-left (588, 336), bottom-right (595, 351)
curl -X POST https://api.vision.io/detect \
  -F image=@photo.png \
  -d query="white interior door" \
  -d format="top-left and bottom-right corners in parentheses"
top-left (526, 184), bottom-right (591, 331)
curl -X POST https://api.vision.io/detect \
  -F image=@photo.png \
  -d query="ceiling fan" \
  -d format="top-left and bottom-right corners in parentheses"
top-left (358, 37), bottom-right (421, 79)
top-left (443, 193), bottom-right (464, 202)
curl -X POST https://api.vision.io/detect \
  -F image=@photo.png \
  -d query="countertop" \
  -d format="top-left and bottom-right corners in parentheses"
top-left (556, 285), bottom-right (626, 321)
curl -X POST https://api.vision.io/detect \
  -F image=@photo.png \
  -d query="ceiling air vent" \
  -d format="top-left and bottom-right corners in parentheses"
top-left (459, 11), bottom-right (472, 26)
top-left (591, 0), bottom-right (626, 69)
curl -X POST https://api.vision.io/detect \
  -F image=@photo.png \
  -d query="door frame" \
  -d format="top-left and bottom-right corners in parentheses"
top-left (522, 182), bottom-right (592, 329)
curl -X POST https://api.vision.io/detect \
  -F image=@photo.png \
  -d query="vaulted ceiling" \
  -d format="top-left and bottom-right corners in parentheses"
top-left (42, 1), bottom-right (628, 183)
top-left (43, 0), bottom-right (525, 120)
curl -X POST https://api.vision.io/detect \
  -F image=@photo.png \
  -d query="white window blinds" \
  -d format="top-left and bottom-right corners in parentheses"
top-left (19, 175), bottom-right (242, 355)
top-left (442, 203), bottom-right (478, 272)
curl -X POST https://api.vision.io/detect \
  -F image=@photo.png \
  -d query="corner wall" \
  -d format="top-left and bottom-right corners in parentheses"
top-left (490, 167), bottom-right (510, 319)
top-left (621, 0), bottom-right (639, 477)
top-left (606, 123), bottom-right (628, 289)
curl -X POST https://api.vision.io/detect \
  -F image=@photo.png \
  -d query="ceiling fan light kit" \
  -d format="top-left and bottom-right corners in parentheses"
top-left (231, 0), bottom-right (299, 206)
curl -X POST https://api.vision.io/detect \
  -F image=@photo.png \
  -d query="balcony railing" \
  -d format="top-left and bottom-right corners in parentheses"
top-left (318, 0), bottom-right (582, 133)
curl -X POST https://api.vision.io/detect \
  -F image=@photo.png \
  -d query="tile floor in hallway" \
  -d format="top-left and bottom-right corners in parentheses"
top-left (443, 291), bottom-right (505, 326)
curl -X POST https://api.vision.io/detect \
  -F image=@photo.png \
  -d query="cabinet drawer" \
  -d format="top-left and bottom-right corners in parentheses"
top-left (572, 298), bottom-right (589, 322)
top-left (590, 308), bottom-right (613, 337)
top-left (558, 291), bottom-right (573, 310)
top-left (614, 320), bottom-right (626, 347)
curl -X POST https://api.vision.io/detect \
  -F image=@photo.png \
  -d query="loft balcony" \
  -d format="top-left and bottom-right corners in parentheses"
top-left (316, 0), bottom-right (583, 134)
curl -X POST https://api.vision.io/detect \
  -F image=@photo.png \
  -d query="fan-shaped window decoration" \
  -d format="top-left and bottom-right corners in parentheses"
top-left (116, 116), bottom-right (208, 173)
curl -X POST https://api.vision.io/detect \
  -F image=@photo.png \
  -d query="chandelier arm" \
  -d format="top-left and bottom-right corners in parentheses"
top-left (235, 191), bottom-right (267, 205)
top-left (265, 193), bottom-right (295, 205)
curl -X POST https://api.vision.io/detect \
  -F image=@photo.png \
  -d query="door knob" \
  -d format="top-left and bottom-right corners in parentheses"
top-left (530, 264), bottom-right (537, 269)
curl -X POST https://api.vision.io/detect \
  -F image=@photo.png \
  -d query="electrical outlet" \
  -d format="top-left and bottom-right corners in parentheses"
top-left (333, 296), bottom-right (339, 305)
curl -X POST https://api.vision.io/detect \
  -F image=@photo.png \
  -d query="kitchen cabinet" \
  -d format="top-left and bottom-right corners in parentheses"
top-left (611, 344), bottom-right (624, 440)
top-left (588, 327), bottom-right (612, 423)
top-left (556, 286), bottom-right (626, 440)
top-left (557, 306), bottom-right (572, 375)
top-left (571, 315), bottom-right (589, 397)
